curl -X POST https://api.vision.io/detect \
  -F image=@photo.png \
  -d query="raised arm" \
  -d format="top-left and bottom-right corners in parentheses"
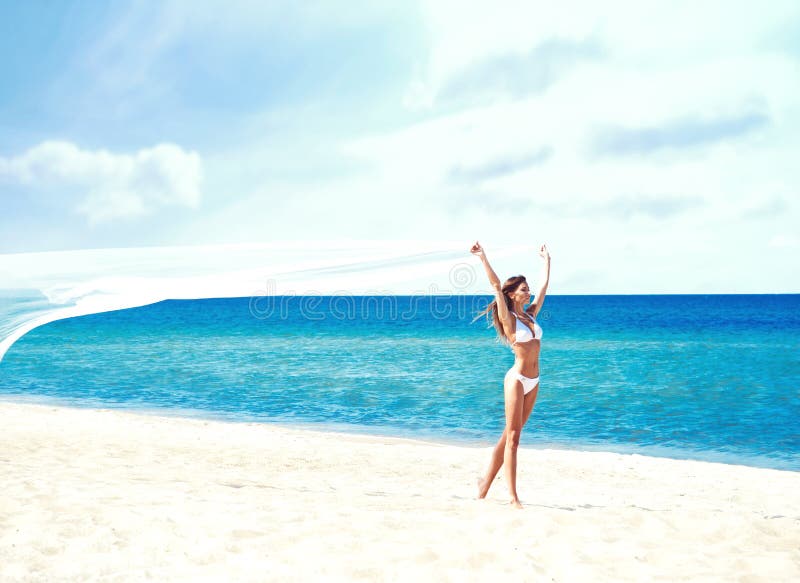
top-left (470, 241), bottom-right (513, 330)
top-left (527, 244), bottom-right (551, 318)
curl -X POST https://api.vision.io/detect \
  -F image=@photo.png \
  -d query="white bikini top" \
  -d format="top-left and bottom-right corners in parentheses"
top-left (512, 314), bottom-right (542, 345)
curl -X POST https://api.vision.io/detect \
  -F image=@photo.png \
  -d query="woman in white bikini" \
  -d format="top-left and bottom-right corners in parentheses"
top-left (471, 241), bottom-right (550, 508)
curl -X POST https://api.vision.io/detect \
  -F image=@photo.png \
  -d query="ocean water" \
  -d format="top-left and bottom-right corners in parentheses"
top-left (1, 294), bottom-right (798, 471)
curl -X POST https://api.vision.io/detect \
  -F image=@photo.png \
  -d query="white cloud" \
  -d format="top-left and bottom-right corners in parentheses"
top-left (408, 0), bottom-right (800, 110)
top-left (335, 1), bottom-right (800, 293)
top-left (5, 0), bottom-right (795, 290)
top-left (0, 141), bottom-right (202, 224)
top-left (348, 0), bottom-right (800, 222)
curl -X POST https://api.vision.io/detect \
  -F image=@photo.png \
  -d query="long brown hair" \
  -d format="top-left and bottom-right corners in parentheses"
top-left (474, 275), bottom-right (527, 343)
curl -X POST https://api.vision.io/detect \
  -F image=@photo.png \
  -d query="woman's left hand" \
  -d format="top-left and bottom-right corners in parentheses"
top-left (539, 244), bottom-right (550, 260)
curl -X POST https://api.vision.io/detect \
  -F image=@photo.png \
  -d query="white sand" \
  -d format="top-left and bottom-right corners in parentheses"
top-left (1, 402), bottom-right (798, 582)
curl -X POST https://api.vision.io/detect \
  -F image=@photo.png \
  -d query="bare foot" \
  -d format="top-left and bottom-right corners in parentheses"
top-left (510, 498), bottom-right (523, 509)
top-left (476, 477), bottom-right (488, 499)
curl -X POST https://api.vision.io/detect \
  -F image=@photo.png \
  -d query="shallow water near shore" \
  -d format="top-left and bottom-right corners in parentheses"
top-left (1, 294), bottom-right (798, 471)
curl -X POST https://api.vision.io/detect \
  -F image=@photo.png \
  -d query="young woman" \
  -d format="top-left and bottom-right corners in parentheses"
top-left (471, 241), bottom-right (550, 508)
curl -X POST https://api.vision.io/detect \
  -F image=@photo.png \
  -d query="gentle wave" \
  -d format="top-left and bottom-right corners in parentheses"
top-left (1, 295), bottom-right (798, 471)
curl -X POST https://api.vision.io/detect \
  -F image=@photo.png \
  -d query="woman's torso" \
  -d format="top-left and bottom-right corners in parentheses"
top-left (508, 313), bottom-right (542, 377)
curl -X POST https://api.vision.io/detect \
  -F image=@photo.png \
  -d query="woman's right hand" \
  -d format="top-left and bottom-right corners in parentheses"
top-left (470, 241), bottom-right (485, 259)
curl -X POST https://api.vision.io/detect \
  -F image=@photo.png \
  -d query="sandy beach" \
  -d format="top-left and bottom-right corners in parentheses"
top-left (1, 402), bottom-right (798, 581)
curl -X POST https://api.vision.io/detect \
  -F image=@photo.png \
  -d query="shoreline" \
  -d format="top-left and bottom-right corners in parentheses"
top-left (1, 395), bottom-right (797, 473)
top-left (2, 401), bottom-right (799, 581)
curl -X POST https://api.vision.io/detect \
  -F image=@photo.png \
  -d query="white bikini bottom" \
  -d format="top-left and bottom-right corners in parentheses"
top-left (505, 368), bottom-right (540, 395)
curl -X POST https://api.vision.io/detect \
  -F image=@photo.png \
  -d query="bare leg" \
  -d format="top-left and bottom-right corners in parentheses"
top-left (477, 428), bottom-right (507, 498)
top-left (503, 378), bottom-right (524, 508)
top-left (477, 384), bottom-right (540, 499)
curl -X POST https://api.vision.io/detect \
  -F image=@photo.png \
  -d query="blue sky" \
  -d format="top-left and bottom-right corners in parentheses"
top-left (1, 1), bottom-right (798, 293)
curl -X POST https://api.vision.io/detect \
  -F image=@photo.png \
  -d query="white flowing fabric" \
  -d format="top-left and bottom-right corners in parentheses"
top-left (0, 241), bottom-right (526, 363)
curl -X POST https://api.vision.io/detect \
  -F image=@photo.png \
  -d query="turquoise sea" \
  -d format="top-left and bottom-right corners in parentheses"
top-left (1, 294), bottom-right (798, 471)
